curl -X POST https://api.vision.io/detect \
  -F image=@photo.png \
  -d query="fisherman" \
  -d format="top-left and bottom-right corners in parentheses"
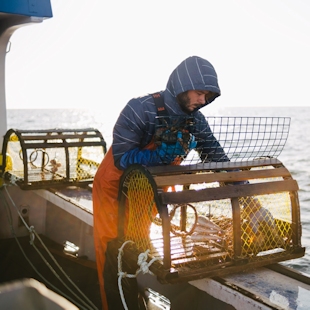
top-left (92, 56), bottom-right (229, 309)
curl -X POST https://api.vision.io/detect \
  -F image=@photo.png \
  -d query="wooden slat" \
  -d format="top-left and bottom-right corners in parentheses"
top-left (17, 128), bottom-right (96, 133)
top-left (166, 250), bottom-right (305, 284)
top-left (21, 141), bottom-right (104, 149)
top-left (21, 133), bottom-right (100, 141)
top-left (160, 179), bottom-right (299, 204)
top-left (147, 158), bottom-right (282, 176)
top-left (154, 167), bottom-right (291, 187)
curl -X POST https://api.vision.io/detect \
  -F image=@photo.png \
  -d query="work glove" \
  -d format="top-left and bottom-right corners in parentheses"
top-left (156, 141), bottom-right (185, 164)
top-left (119, 132), bottom-right (197, 169)
top-left (157, 131), bottom-right (197, 163)
top-left (118, 146), bottom-right (180, 169)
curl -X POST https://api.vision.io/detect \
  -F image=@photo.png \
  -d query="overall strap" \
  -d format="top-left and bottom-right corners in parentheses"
top-left (152, 93), bottom-right (168, 117)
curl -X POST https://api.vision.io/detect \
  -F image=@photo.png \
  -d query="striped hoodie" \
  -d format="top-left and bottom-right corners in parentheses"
top-left (112, 56), bottom-right (228, 169)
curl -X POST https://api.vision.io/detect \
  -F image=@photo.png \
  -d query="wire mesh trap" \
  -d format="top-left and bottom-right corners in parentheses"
top-left (117, 116), bottom-right (304, 284)
top-left (152, 116), bottom-right (291, 165)
top-left (1, 128), bottom-right (106, 189)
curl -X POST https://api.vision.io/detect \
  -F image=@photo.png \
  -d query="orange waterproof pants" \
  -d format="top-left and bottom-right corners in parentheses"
top-left (93, 143), bottom-right (178, 309)
top-left (93, 148), bottom-right (123, 309)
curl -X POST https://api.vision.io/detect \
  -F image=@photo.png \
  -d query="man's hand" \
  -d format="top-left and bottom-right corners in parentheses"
top-left (157, 131), bottom-right (197, 163)
top-left (156, 139), bottom-right (186, 163)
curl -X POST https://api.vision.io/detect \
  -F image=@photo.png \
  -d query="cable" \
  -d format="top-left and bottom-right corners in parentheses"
top-left (1, 183), bottom-right (98, 310)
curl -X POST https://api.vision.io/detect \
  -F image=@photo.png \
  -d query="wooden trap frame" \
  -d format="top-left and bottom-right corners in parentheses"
top-left (1, 128), bottom-right (106, 189)
top-left (117, 117), bottom-right (305, 283)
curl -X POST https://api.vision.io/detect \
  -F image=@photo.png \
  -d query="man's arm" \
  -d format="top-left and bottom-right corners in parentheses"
top-left (112, 97), bottom-right (185, 170)
top-left (112, 98), bottom-right (153, 169)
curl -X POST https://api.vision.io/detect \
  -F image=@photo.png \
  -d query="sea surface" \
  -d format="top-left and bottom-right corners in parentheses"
top-left (6, 106), bottom-right (310, 276)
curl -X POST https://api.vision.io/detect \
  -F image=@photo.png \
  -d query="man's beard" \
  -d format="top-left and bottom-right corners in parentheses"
top-left (177, 92), bottom-right (192, 114)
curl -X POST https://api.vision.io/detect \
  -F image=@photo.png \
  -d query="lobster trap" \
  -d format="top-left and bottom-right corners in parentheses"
top-left (1, 128), bottom-right (106, 189)
top-left (117, 117), bottom-right (304, 283)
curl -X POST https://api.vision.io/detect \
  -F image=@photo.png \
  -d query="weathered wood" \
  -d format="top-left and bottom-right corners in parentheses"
top-left (147, 158), bottom-right (282, 176)
top-left (20, 141), bottom-right (104, 149)
top-left (167, 249), bottom-right (305, 284)
top-left (154, 167), bottom-right (291, 187)
top-left (21, 133), bottom-right (100, 141)
top-left (231, 197), bottom-right (242, 257)
top-left (160, 179), bottom-right (299, 204)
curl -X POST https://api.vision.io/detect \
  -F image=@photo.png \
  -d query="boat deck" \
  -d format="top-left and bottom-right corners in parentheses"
top-left (191, 265), bottom-right (310, 310)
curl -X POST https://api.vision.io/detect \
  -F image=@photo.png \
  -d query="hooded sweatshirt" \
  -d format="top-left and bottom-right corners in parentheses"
top-left (112, 56), bottom-right (228, 169)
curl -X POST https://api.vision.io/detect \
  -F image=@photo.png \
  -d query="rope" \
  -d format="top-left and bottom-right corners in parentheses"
top-left (1, 182), bottom-right (98, 310)
top-left (117, 240), bottom-right (160, 310)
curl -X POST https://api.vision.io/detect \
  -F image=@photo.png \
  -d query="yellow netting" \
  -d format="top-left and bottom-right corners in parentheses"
top-left (124, 170), bottom-right (158, 251)
top-left (73, 146), bottom-right (100, 180)
top-left (240, 193), bottom-right (291, 257)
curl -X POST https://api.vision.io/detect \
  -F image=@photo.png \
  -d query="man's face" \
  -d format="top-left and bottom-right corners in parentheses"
top-left (178, 90), bottom-right (212, 114)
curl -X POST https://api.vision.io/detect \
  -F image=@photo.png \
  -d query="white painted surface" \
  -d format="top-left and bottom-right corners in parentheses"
top-left (34, 189), bottom-right (93, 226)
top-left (190, 267), bottom-right (310, 310)
top-left (190, 277), bottom-right (272, 310)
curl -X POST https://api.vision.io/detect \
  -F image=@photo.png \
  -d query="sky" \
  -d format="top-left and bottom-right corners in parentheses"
top-left (5, 0), bottom-right (310, 113)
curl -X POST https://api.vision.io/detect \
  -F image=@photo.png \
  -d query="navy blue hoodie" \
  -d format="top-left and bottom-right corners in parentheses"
top-left (112, 56), bottom-right (228, 169)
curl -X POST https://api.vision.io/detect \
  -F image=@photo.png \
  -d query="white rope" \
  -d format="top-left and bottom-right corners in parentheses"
top-left (117, 240), bottom-right (160, 310)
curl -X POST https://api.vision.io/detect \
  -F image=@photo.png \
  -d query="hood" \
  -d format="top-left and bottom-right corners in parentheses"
top-left (165, 56), bottom-right (221, 109)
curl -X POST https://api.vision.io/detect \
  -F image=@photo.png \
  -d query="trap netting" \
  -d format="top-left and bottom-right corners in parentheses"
top-left (1, 128), bottom-right (106, 189)
top-left (153, 116), bottom-right (290, 165)
top-left (117, 116), bottom-right (304, 283)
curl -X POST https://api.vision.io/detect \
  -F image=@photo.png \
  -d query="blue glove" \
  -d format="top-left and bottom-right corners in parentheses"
top-left (119, 148), bottom-right (155, 169)
top-left (119, 140), bottom-right (186, 169)
top-left (155, 131), bottom-right (197, 164)
top-left (158, 140), bottom-right (185, 156)
top-left (156, 140), bottom-right (185, 164)
top-left (119, 132), bottom-right (197, 169)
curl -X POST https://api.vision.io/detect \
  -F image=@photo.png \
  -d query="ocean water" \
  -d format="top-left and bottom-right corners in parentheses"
top-left (6, 106), bottom-right (310, 275)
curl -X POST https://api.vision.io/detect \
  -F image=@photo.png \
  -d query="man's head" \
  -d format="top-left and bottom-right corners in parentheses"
top-left (177, 90), bottom-right (216, 114)
top-left (166, 56), bottom-right (220, 113)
